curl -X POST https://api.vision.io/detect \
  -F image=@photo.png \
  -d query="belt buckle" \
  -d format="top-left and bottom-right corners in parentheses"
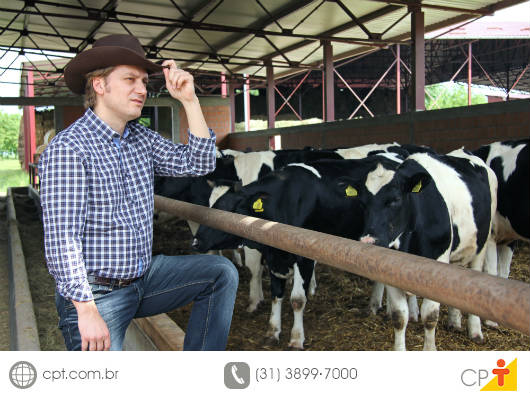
top-left (117, 278), bottom-right (129, 288)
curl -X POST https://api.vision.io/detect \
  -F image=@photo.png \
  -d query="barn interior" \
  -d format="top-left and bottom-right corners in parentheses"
top-left (1, 0), bottom-right (529, 353)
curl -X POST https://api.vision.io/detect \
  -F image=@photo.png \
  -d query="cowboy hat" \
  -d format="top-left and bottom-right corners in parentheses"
top-left (64, 34), bottom-right (162, 95)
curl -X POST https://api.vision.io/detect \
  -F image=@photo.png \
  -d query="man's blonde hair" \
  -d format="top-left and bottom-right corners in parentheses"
top-left (83, 66), bottom-right (115, 109)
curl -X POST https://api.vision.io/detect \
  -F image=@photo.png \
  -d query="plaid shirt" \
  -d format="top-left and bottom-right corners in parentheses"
top-left (39, 108), bottom-right (216, 302)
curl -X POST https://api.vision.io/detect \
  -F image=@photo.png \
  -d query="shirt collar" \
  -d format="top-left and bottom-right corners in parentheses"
top-left (83, 108), bottom-right (133, 143)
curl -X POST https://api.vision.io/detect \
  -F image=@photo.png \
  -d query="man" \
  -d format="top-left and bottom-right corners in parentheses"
top-left (38, 34), bottom-right (238, 351)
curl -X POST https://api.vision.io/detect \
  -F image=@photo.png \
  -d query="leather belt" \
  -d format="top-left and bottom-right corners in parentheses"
top-left (87, 274), bottom-right (139, 288)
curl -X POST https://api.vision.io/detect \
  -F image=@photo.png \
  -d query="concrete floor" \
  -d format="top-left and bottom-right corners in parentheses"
top-left (0, 196), bottom-right (11, 350)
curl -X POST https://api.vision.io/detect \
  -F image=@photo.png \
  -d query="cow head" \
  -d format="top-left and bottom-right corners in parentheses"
top-left (192, 189), bottom-right (245, 252)
top-left (359, 162), bottom-right (431, 248)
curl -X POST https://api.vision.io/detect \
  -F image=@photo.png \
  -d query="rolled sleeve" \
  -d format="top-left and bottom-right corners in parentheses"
top-left (150, 127), bottom-right (216, 177)
top-left (39, 142), bottom-right (93, 302)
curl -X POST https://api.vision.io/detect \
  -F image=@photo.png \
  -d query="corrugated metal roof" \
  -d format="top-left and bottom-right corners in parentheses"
top-left (1, 0), bottom-right (525, 95)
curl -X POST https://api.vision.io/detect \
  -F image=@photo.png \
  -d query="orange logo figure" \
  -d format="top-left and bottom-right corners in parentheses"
top-left (481, 358), bottom-right (517, 391)
top-left (492, 359), bottom-right (510, 387)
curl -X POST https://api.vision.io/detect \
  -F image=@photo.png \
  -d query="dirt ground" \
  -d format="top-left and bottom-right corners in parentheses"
top-left (157, 216), bottom-right (530, 351)
top-left (7, 191), bottom-right (530, 351)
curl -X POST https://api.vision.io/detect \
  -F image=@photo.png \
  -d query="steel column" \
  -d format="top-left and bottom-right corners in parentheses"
top-left (23, 69), bottom-right (36, 171)
top-left (321, 71), bottom-right (325, 121)
top-left (323, 40), bottom-right (335, 122)
top-left (410, 7), bottom-right (425, 111)
top-left (229, 80), bottom-right (236, 133)
top-left (243, 74), bottom-right (250, 131)
top-left (468, 42), bottom-right (472, 106)
top-left (266, 62), bottom-right (275, 129)
top-left (396, 44), bottom-right (401, 114)
top-left (221, 72), bottom-right (227, 97)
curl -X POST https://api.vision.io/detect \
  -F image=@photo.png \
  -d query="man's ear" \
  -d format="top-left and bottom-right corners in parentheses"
top-left (405, 172), bottom-right (431, 194)
top-left (92, 76), bottom-right (105, 95)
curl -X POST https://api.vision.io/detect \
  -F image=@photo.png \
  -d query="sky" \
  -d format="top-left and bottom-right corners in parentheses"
top-left (0, 0), bottom-right (529, 115)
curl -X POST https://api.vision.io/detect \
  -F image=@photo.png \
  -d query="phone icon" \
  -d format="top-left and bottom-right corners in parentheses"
top-left (224, 362), bottom-right (250, 389)
top-left (232, 364), bottom-right (245, 384)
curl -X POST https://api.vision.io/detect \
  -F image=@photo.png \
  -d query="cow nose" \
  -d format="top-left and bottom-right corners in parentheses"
top-left (360, 235), bottom-right (376, 244)
top-left (191, 237), bottom-right (200, 250)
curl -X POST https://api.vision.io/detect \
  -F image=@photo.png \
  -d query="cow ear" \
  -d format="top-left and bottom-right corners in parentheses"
top-left (248, 193), bottom-right (269, 213)
top-left (336, 177), bottom-right (360, 198)
top-left (232, 181), bottom-right (243, 193)
top-left (406, 172), bottom-right (431, 194)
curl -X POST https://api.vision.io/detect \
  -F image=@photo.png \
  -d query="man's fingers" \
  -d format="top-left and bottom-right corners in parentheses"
top-left (81, 337), bottom-right (89, 351)
top-left (89, 338), bottom-right (98, 351)
top-left (104, 336), bottom-right (111, 351)
top-left (96, 337), bottom-right (105, 351)
top-left (166, 68), bottom-right (192, 90)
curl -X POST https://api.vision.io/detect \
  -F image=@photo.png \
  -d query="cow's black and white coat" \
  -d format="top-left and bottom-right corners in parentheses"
top-left (193, 155), bottom-right (405, 348)
top-left (473, 139), bottom-right (529, 279)
top-left (357, 149), bottom-right (497, 350)
top-left (156, 144), bottom-right (429, 317)
top-left (205, 144), bottom-right (422, 313)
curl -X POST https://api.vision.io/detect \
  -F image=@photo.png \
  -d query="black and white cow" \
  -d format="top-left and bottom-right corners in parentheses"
top-left (209, 144), bottom-right (426, 312)
top-left (357, 149), bottom-right (497, 350)
top-left (157, 144), bottom-right (429, 315)
top-left (473, 139), bottom-right (529, 278)
top-left (193, 155), bottom-right (405, 349)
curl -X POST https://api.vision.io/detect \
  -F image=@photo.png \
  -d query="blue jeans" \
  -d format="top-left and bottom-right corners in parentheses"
top-left (55, 254), bottom-right (239, 351)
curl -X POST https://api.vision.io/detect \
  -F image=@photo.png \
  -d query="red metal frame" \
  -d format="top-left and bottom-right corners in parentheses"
top-left (323, 41), bottom-right (335, 122)
top-left (274, 87), bottom-right (302, 121)
top-left (468, 42), bottom-right (472, 106)
top-left (396, 44), bottom-right (401, 114)
top-left (23, 69), bottom-right (36, 172)
top-left (411, 8), bottom-right (426, 111)
top-left (508, 64), bottom-right (529, 96)
top-left (266, 63), bottom-right (275, 129)
top-left (349, 59), bottom-right (397, 119)
top-left (334, 69), bottom-right (374, 117)
top-left (274, 70), bottom-right (310, 118)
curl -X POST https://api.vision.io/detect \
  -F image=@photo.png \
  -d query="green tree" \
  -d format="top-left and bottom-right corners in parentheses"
top-left (0, 111), bottom-right (22, 155)
top-left (425, 82), bottom-right (487, 110)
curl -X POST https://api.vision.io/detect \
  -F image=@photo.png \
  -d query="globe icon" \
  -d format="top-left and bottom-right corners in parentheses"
top-left (9, 361), bottom-right (37, 389)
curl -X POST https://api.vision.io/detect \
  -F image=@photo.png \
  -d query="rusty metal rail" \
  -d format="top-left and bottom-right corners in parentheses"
top-left (155, 195), bottom-right (530, 336)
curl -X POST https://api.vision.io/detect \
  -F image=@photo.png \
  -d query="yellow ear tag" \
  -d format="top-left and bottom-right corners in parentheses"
top-left (412, 180), bottom-right (422, 193)
top-left (345, 185), bottom-right (358, 197)
top-left (252, 198), bottom-right (264, 212)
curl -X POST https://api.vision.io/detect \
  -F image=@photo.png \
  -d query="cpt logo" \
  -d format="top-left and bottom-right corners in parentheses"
top-left (461, 358), bottom-right (517, 391)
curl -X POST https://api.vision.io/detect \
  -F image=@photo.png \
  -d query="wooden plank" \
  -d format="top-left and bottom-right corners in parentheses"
top-left (134, 314), bottom-right (185, 351)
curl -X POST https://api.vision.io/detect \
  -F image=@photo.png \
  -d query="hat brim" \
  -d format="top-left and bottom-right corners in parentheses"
top-left (64, 46), bottom-right (163, 95)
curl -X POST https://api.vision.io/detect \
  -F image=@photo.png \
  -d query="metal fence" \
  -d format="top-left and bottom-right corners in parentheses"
top-left (154, 195), bottom-right (530, 336)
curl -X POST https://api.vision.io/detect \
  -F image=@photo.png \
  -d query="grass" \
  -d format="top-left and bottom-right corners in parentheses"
top-left (0, 158), bottom-right (29, 195)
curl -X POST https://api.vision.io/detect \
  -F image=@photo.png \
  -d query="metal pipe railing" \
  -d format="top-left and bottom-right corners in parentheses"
top-left (154, 195), bottom-right (530, 336)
